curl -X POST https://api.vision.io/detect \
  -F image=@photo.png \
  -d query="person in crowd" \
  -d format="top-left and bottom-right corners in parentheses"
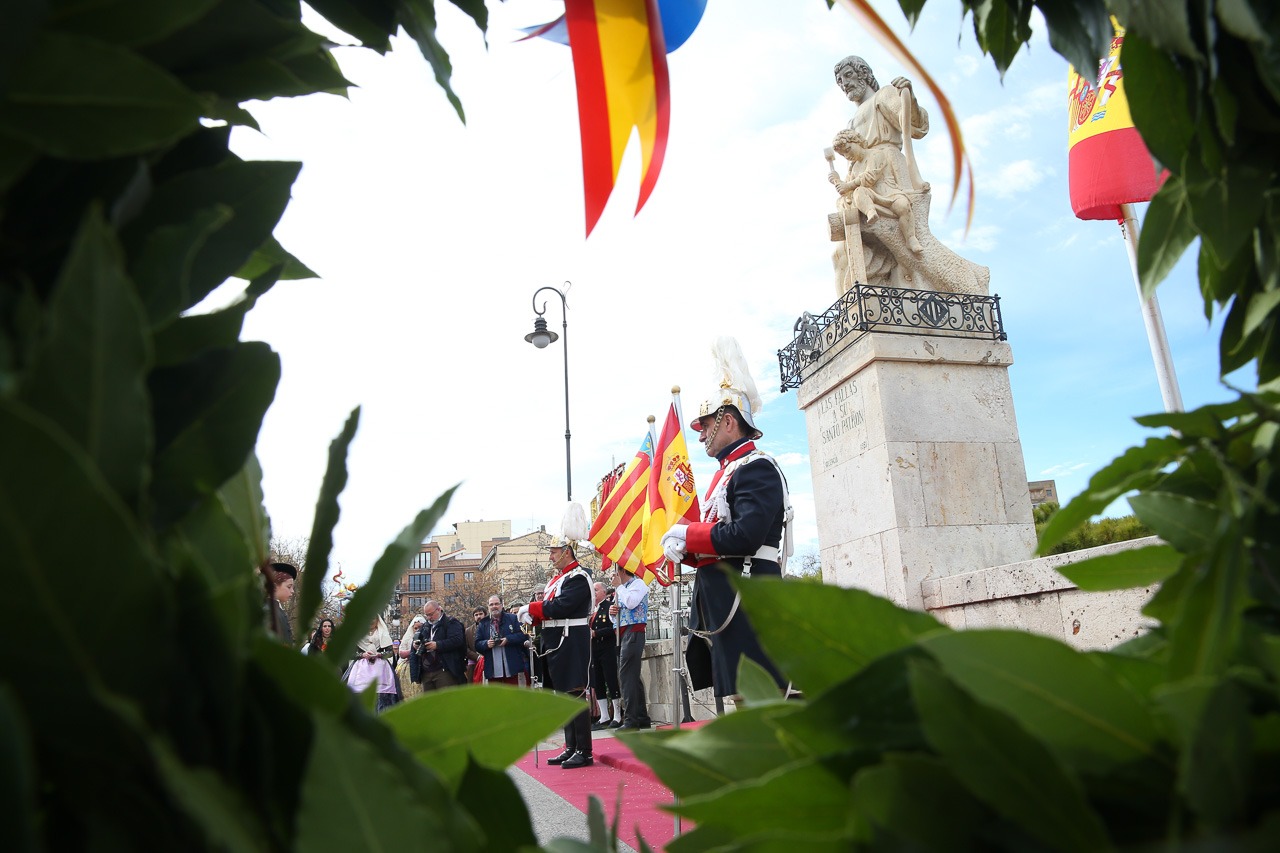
top-left (475, 594), bottom-right (526, 685)
top-left (265, 561), bottom-right (298, 643)
top-left (463, 605), bottom-right (485, 683)
top-left (413, 600), bottom-right (466, 691)
top-left (590, 581), bottom-right (622, 729)
top-left (346, 616), bottom-right (397, 712)
top-left (610, 565), bottom-right (652, 730)
top-left (518, 505), bottom-right (594, 769)
top-left (397, 614), bottom-right (426, 700)
top-left (302, 617), bottom-right (334, 655)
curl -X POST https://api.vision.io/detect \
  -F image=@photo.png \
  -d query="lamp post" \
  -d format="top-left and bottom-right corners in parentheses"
top-left (525, 283), bottom-right (573, 502)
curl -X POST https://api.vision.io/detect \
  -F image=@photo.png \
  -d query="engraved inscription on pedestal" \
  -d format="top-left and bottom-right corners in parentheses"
top-left (816, 379), bottom-right (866, 470)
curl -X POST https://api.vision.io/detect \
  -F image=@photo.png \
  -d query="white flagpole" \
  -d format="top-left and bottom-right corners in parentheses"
top-left (667, 387), bottom-right (687, 840)
top-left (1120, 203), bottom-right (1184, 413)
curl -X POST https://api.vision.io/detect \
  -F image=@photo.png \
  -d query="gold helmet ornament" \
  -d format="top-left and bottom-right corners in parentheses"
top-left (691, 336), bottom-right (763, 439)
top-left (548, 501), bottom-right (590, 550)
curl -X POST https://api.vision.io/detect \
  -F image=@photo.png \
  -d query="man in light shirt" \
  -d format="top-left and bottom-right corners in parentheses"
top-left (609, 565), bottom-right (652, 730)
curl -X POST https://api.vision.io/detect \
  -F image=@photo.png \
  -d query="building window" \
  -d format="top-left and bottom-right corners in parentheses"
top-left (408, 573), bottom-right (431, 592)
top-left (408, 597), bottom-right (425, 611)
top-left (443, 573), bottom-right (455, 587)
top-left (464, 572), bottom-right (474, 581)
top-left (411, 551), bottom-right (432, 569)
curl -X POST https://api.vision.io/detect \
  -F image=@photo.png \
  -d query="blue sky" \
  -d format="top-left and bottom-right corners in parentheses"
top-left (219, 0), bottom-right (1235, 581)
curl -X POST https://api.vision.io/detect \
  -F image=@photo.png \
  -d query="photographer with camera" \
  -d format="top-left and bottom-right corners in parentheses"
top-left (590, 581), bottom-right (622, 729)
top-left (412, 600), bottom-right (466, 691)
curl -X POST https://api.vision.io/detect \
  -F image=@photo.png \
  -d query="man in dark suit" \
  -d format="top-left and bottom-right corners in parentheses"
top-left (413, 600), bottom-right (466, 690)
top-left (475, 594), bottom-right (526, 685)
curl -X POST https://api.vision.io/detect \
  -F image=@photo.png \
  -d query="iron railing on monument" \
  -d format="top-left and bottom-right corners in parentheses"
top-left (778, 284), bottom-right (1006, 391)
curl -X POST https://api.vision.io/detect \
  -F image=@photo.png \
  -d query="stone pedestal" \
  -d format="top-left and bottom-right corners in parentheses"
top-left (796, 333), bottom-right (1037, 608)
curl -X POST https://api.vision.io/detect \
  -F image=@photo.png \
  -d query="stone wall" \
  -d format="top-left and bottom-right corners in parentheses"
top-left (921, 535), bottom-right (1160, 649)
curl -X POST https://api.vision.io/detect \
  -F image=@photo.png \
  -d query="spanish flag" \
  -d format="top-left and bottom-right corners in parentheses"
top-left (565, 0), bottom-right (670, 236)
top-left (588, 431), bottom-right (655, 578)
top-left (640, 397), bottom-right (699, 580)
top-left (1067, 22), bottom-right (1161, 221)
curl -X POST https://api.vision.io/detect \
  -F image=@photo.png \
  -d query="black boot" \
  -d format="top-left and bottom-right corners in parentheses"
top-left (561, 750), bottom-right (593, 769)
top-left (573, 707), bottom-right (592, 757)
top-left (546, 747), bottom-right (575, 765)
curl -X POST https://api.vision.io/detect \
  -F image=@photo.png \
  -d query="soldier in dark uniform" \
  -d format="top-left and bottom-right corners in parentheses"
top-left (662, 338), bottom-right (791, 702)
top-left (519, 506), bottom-right (595, 769)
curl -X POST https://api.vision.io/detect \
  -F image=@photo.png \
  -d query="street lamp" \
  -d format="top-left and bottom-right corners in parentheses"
top-left (525, 283), bottom-right (573, 501)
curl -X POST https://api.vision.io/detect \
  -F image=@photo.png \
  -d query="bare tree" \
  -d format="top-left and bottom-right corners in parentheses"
top-left (433, 574), bottom-right (500, 620)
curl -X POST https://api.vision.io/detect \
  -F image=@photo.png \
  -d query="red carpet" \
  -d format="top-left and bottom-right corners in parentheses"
top-left (516, 721), bottom-right (707, 851)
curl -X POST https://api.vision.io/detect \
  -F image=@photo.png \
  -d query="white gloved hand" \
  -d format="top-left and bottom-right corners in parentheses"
top-left (661, 524), bottom-right (688, 562)
top-left (517, 604), bottom-right (533, 625)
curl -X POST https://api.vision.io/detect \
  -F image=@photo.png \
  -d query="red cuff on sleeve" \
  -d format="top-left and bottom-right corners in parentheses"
top-left (528, 601), bottom-right (545, 622)
top-left (685, 522), bottom-right (715, 555)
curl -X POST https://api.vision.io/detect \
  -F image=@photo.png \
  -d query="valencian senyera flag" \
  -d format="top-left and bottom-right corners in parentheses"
top-left (588, 431), bottom-right (655, 579)
top-left (521, 0), bottom-right (708, 236)
top-left (640, 398), bottom-right (699, 582)
top-left (1067, 20), bottom-right (1162, 221)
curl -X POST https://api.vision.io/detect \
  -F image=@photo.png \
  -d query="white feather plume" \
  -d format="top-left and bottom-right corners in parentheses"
top-left (561, 501), bottom-right (590, 543)
top-left (711, 336), bottom-right (762, 416)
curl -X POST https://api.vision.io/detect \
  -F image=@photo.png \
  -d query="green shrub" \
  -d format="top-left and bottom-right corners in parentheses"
top-left (1034, 502), bottom-right (1154, 554)
top-left (0, 3), bottom-right (579, 849)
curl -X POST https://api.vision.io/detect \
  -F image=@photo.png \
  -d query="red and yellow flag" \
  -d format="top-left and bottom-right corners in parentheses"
top-left (641, 398), bottom-right (699, 581)
top-left (565, 0), bottom-right (670, 236)
top-left (1067, 21), bottom-right (1161, 221)
top-left (588, 432), bottom-right (654, 578)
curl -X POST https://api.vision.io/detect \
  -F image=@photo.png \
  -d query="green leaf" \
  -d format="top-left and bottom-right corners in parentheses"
top-left (733, 577), bottom-right (944, 695)
top-left (299, 408), bottom-right (361, 634)
top-left (852, 755), bottom-right (984, 850)
top-left (1110, 0), bottom-right (1202, 60)
top-left (183, 47), bottom-right (352, 102)
top-left (0, 687), bottom-right (37, 852)
top-left (1185, 160), bottom-right (1269, 269)
top-left (19, 205), bottom-right (152, 506)
top-left (672, 762), bottom-right (853, 836)
top-left (218, 452), bottom-right (271, 569)
top-left (1037, 437), bottom-right (1183, 554)
top-left (0, 32), bottom-right (203, 159)
top-left (295, 714), bottom-right (478, 850)
top-left (383, 685), bottom-right (581, 789)
top-left (455, 760), bottom-right (539, 849)
top-left (327, 486), bottom-right (456, 663)
top-left (971, 0), bottom-right (1034, 78)
top-left (398, 0), bottom-right (465, 121)
top-left (50, 0), bottom-right (221, 48)
top-left (149, 342), bottom-right (281, 528)
top-left (253, 636), bottom-right (357, 716)
top-left (919, 630), bottom-right (1164, 773)
top-left (1127, 492), bottom-right (1219, 554)
top-left (1054, 543), bottom-right (1180, 591)
top-left (1153, 678), bottom-right (1251, 825)
top-left (306, 0), bottom-right (396, 52)
top-left (132, 206), bottom-right (234, 324)
top-left (1133, 399), bottom-right (1247, 435)
top-left (1137, 176), bottom-right (1199, 298)
top-left (1037, 0), bottom-right (1113, 84)
top-left (124, 158), bottom-right (302, 315)
top-left (150, 739), bottom-right (268, 851)
top-left (1215, 0), bottom-right (1268, 43)
top-left (1123, 32), bottom-right (1198, 174)
top-left (0, 399), bottom-right (162, 697)
top-left (0, 132), bottom-right (36, 193)
top-left (620, 705), bottom-right (803, 798)
top-left (784, 646), bottom-right (930, 756)
top-left (909, 661), bottom-right (1113, 852)
top-left (897, 0), bottom-right (927, 28)
top-left (1167, 523), bottom-right (1248, 679)
top-left (736, 656), bottom-right (786, 705)
top-left (235, 234), bottom-right (317, 281)
top-left (445, 0), bottom-right (489, 43)
top-left (153, 265), bottom-right (281, 367)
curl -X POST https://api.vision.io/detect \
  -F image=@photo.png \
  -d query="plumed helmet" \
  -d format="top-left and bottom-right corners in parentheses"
top-left (691, 336), bottom-right (763, 439)
top-left (549, 501), bottom-right (590, 550)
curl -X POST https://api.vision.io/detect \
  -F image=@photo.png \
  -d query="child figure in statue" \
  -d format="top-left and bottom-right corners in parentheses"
top-left (830, 128), bottom-right (924, 254)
